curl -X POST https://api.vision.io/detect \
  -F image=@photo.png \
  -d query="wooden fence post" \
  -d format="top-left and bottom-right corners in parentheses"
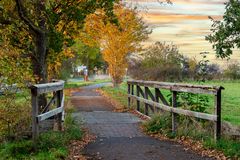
top-left (172, 91), bottom-right (177, 134)
top-left (214, 89), bottom-right (222, 141)
top-left (31, 91), bottom-right (39, 143)
top-left (128, 83), bottom-right (131, 108)
top-left (56, 90), bottom-right (63, 131)
top-left (131, 84), bottom-right (134, 105)
top-left (137, 85), bottom-right (140, 111)
top-left (155, 88), bottom-right (159, 103)
top-left (144, 87), bottom-right (149, 116)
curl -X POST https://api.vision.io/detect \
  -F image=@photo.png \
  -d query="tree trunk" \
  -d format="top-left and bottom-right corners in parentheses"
top-left (33, 32), bottom-right (48, 83)
top-left (112, 79), bottom-right (120, 88)
top-left (32, 32), bottom-right (48, 111)
top-left (16, 0), bottom-right (48, 111)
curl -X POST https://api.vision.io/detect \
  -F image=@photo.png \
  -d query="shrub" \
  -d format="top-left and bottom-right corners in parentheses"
top-left (143, 113), bottom-right (172, 134)
top-left (0, 112), bottom-right (83, 159)
top-left (223, 62), bottom-right (240, 80)
top-left (128, 42), bottom-right (184, 81)
top-left (0, 91), bottom-right (31, 141)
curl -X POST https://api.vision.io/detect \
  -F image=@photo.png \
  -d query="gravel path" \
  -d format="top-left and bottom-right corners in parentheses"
top-left (71, 84), bottom-right (213, 160)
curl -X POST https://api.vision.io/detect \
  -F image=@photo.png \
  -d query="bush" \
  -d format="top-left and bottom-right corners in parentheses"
top-left (0, 91), bottom-right (31, 141)
top-left (143, 113), bottom-right (172, 134)
top-left (0, 113), bottom-right (83, 159)
top-left (128, 47), bottom-right (223, 81)
top-left (223, 62), bottom-right (240, 80)
top-left (128, 42), bottom-right (184, 81)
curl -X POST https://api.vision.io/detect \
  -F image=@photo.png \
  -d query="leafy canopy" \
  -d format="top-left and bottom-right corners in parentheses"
top-left (83, 4), bottom-right (150, 86)
top-left (0, 0), bottom-right (117, 82)
top-left (206, 0), bottom-right (240, 58)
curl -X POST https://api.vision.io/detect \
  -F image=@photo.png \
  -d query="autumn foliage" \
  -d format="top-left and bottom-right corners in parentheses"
top-left (83, 4), bottom-right (149, 87)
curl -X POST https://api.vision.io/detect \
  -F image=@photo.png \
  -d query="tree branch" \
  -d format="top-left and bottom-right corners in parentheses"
top-left (15, 0), bottom-right (43, 34)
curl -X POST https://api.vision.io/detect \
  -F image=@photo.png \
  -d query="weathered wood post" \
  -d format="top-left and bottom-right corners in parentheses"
top-left (155, 88), bottom-right (159, 103)
top-left (172, 91), bottom-right (177, 134)
top-left (56, 90), bottom-right (63, 131)
top-left (136, 85), bottom-right (140, 111)
top-left (214, 89), bottom-right (222, 141)
top-left (131, 84), bottom-right (134, 106)
top-left (128, 83), bottom-right (131, 108)
top-left (31, 89), bottom-right (39, 142)
top-left (144, 87), bottom-right (149, 116)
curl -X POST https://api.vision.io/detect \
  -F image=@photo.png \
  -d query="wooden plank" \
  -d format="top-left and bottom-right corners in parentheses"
top-left (30, 80), bottom-right (65, 95)
top-left (145, 87), bottom-right (155, 113)
top-left (172, 91), bottom-right (177, 134)
top-left (127, 84), bottom-right (131, 108)
top-left (138, 86), bottom-right (145, 97)
top-left (136, 85), bottom-right (140, 111)
top-left (155, 88), bottom-right (170, 106)
top-left (37, 106), bottom-right (64, 122)
top-left (41, 92), bottom-right (57, 113)
top-left (128, 95), bottom-right (217, 121)
top-left (144, 87), bottom-right (149, 116)
top-left (127, 80), bottom-right (224, 95)
top-left (145, 87), bottom-right (155, 101)
top-left (171, 87), bottom-right (216, 95)
top-left (37, 95), bottom-right (64, 122)
top-left (32, 94), bottom-right (39, 142)
top-left (131, 84), bottom-right (134, 105)
top-left (56, 90), bottom-right (64, 130)
top-left (215, 89), bottom-right (222, 140)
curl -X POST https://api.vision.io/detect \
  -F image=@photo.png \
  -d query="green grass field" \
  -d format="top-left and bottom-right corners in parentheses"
top-left (101, 80), bottom-right (240, 126)
top-left (64, 79), bottom-right (111, 89)
top-left (199, 81), bottom-right (240, 126)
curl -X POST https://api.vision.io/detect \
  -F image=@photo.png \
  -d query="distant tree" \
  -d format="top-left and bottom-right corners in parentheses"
top-left (83, 4), bottom-right (150, 87)
top-left (187, 57), bottom-right (198, 80)
top-left (71, 40), bottom-right (105, 72)
top-left (129, 42), bottom-right (184, 81)
top-left (206, 0), bottom-right (240, 58)
top-left (223, 62), bottom-right (240, 80)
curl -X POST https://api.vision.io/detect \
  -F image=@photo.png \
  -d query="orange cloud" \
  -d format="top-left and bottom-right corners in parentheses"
top-left (142, 13), bottom-right (222, 25)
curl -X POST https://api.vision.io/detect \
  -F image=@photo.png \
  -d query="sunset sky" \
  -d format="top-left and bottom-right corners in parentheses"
top-left (126, 0), bottom-right (240, 66)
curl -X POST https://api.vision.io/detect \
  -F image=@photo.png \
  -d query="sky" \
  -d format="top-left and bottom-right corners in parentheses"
top-left (125, 0), bottom-right (240, 66)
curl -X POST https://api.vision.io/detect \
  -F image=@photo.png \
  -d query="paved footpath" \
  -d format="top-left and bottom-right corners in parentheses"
top-left (71, 84), bottom-right (213, 160)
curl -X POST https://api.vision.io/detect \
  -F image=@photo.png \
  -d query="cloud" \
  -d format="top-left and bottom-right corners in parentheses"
top-left (127, 0), bottom-right (240, 64)
top-left (142, 13), bottom-right (222, 25)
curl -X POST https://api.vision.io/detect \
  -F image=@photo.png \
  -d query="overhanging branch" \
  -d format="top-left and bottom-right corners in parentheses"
top-left (15, 0), bottom-right (44, 34)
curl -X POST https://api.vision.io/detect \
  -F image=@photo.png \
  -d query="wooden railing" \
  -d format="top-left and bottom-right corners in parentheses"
top-left (127, 80), bottom-right (224, 140)
top-left (30, 80), bottom-right (65, 142)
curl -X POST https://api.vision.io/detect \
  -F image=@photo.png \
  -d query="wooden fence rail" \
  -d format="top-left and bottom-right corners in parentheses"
top-left (127, 80), bottom-right (224, 140)
top-left (30, 80), bottom-right (65, 142)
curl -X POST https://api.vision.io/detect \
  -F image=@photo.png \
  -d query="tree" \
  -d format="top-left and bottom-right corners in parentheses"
top-left (71, 39), bottom-right (105, 72)
top-left (0, 0), bottom-right (118, 110)
top-left (83, 4), bottom-right (150, 87)
top-left (128, 42), bottom-right (184, 81)
top-left (0, 0), bottom-right (117, 84)
top-left (206, 0), bottom-right (240, 58)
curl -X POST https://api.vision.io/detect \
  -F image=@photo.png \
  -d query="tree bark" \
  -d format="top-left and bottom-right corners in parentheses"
top-left (16, 0), bottom-right (48, 110)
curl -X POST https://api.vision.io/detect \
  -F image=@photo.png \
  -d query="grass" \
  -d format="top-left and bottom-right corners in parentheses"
top-left (101, 83), bottom-right (129, 108)
top-left (0, 113), bottom-right (83, 160)
top-left (101, 80), bottom-right (240, 126)
top-left (143, 114), bottom-right (240, 158)
top-left (64, 79), bottom-right (111, 89)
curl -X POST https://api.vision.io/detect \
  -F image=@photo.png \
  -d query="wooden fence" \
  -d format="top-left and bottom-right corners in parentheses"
top-left (127, 80), bottom-right (224, 140)
top-left (30, 80), bottom-right (65, 142)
